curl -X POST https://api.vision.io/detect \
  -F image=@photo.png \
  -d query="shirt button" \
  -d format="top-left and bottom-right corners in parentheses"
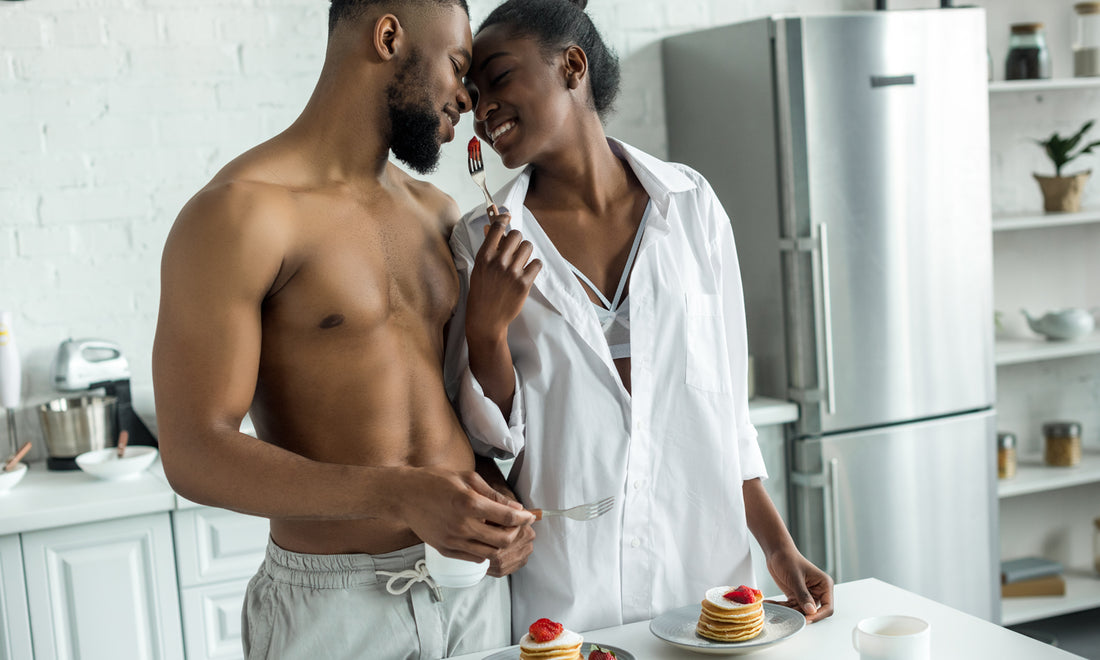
top-left (633, 479), bottom-right (645, 490)
top-left (634, 421), bottom-right (644, 431)
top-left (631, 537), bottom-right (641, 548)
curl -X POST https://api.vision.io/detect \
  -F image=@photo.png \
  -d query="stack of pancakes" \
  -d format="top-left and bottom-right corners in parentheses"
top-left (518, 627), bottom-right (583, 660)
top-left (696, 585), bottom-right (765, 642)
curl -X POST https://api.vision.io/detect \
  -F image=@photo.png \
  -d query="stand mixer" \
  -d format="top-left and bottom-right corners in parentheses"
top-left (51, 339), bottom-right (157, 453)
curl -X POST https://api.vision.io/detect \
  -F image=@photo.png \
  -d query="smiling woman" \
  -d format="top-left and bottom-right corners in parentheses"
top-left (445, 0), bottom-right (833, 644)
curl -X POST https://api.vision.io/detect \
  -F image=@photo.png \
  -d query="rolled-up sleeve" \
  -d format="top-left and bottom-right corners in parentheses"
top-left (703, 180), bottom-right (767, 481)
top-left (445, 219), bottom-right (527, 459)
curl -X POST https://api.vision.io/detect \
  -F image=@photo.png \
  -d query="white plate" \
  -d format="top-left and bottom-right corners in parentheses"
top-left (0, 462), bottom-right (28, 493)
top-left (649, 602), bottom-right (805, 655)
top-left (482, 641), bottom-right (635, 660)
top-left (76, 446), bottom-right (158, 480)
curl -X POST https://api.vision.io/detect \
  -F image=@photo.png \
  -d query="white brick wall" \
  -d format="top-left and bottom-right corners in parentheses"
top-left (1, 0), bottom-right (327, 410)
top-left (2, 0), bottom-right (1096, 435)
top-left (1, 0), bottom-right (866, 405)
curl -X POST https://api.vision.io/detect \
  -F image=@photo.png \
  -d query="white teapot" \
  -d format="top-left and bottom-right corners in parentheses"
top-left (1021, 308), bottom-right (1095, 341)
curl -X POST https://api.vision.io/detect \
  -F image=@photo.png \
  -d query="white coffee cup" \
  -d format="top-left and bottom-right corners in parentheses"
top-left (423, 544), bottom-right (489, 589)
top-left (852, 615), bottom-right (930, 660)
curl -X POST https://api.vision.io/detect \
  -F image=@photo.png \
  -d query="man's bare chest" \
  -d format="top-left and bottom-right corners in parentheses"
top-left (264, 217), bottom-right (459, 337)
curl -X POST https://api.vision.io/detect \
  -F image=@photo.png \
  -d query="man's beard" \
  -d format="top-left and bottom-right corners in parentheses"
top-left (386, 50), bottom-right (444, 174)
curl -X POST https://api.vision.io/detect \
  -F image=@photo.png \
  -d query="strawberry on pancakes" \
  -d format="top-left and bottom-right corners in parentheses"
top-left (519, 618), bottom-right (583, 660)
top-left (696, 585), bottom-right (765, 643)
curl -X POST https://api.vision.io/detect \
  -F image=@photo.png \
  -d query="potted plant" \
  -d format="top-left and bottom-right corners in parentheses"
top-left (1034, 120), bottom-right (1100, 213)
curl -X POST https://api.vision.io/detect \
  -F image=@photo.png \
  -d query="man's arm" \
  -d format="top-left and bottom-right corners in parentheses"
top-left (153, 184), bottom-right (532, 561)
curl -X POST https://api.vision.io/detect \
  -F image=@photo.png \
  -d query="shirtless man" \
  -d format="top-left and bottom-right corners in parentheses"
top-left (152, 1), bottom-right (534, 657)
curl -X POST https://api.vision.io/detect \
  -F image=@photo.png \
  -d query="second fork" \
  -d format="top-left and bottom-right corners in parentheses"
top-left (529, 495), bottom-right (615, 522)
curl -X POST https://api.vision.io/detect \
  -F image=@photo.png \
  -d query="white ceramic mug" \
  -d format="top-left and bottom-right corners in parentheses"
top-left (852, 615), bottom-right (930, 660)
top-left (423, 544), bottom-right (489, 589)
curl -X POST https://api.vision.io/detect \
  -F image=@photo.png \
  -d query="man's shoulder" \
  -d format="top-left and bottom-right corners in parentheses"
top-left (391, 164), bottom-right (461, 231)
top-left (178, 175), bottom-right (297, 238)
top-left (166, 169), bottom-right (300, 276)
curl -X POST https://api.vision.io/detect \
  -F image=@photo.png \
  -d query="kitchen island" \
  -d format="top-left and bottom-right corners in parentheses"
top-left (451, 578), bottom-right (1085, 659)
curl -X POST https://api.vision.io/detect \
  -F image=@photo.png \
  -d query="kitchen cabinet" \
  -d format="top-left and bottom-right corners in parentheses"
top-left (0, 534), bottom-right (32, 660)
top-left (173, 507), bottom-right (267, 660)
top-left (21, 512), bottom-right (185, 660)
top-left (989, 80), bottom-right (1100, 627)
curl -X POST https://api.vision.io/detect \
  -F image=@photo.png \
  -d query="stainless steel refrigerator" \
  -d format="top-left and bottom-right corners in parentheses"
top-left (663, 9), bottom-right (999, 621)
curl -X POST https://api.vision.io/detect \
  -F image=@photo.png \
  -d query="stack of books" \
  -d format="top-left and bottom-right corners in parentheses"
top-left (1000, 557), bottom-right (1065, 597)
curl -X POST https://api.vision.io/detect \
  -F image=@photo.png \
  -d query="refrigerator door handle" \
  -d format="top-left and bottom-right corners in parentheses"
top-left (826, 456), bottom-right (842, 582)
top-left (813, 222), bottom-right (837, 414)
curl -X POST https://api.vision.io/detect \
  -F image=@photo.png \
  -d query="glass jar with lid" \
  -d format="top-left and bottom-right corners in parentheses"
top-left (1075, 2), bottom-right (1100, 77)
top-left (1006, 23), bottom-right (1052, 80)
top-left (1043, 421), bottom-right (1082, 467)
top-left (997, 432), bottom-right (1017, 479)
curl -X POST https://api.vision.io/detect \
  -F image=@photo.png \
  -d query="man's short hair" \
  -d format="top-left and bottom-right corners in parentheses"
top-left (329, 0), bottom-right (470, 35)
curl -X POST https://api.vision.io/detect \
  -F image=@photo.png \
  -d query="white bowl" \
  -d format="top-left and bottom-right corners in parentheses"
top-left (0, 462), bottom-right (28, 494)
top-left (424, 544), bottom-right (489, 588)
top-left (76, 447), bottom-right (158, 480)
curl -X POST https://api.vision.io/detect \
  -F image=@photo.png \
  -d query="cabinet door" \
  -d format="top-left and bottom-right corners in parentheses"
top-left (180, 579), bottom-right (249, 660)
top-left (0, 534), bottom-right (32, 660)
top-left (173, 508), bottom-right (267, 588)
top-left (22, 513), bottom-right (185, 660)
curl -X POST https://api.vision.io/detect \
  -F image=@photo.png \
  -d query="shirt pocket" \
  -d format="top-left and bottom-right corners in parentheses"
top-left (684, 293), bottom-right (732, 394)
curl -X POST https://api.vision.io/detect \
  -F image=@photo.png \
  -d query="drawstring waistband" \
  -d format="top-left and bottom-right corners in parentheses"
top-left (377, 559), bottom-right (443, 601)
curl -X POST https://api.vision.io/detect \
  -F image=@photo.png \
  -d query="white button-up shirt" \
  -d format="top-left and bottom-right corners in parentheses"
top-left (444, 139), bottom-right (766, 640)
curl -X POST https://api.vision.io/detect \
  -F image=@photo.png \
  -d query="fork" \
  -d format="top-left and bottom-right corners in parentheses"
top-left (467, 137), bottom-right (499, 216)
top-left (529, 495), bottom-right (615, 522)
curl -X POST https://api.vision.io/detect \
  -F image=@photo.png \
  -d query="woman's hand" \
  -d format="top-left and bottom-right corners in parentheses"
top-left (764, 545), bottom-right (835, 623)
top-left (466, 214), bottom-right (542, 347)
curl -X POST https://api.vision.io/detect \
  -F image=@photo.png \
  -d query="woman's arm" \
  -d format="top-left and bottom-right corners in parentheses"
top-left (464, 216), bottom-right (542, 416)
top-left (743, 478), bottom-right (835, 622)
top-left (445, 213), bottom-right (535, 458)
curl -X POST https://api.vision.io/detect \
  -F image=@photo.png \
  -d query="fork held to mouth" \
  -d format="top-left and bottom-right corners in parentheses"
top-left (467, 137), bottom-right (499, 217)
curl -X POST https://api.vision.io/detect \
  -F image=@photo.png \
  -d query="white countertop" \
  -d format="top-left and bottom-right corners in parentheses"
top-left (0, 460), bottom-right (176, 536)
top-left (0, 398), bottom-right (797, 536)
top-left (747, 396), bottom-right (798, 427)
top-left (450, 578), bottom-right (1084, 660)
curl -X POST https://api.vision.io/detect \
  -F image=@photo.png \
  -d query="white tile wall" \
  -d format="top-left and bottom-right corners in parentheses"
top-left (2, 0), bottom-right (1097, 449)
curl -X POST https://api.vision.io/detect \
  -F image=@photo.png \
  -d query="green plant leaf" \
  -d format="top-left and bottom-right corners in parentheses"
top-left (1077, 140), bottom-right (1100, 155)
top-left (1037, 121), bottom-right (1097, 177)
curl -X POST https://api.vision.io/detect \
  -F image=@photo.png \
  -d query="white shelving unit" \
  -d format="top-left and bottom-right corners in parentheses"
top-left (989, 78), bottom-right (1100, 94)
top-left (995, 334), bottom-right (1100, 366)
top-left (998, 450), bottom-right (1100, 499)
top-left (1001, 568), bottom-right (1100, 627)
top-left (997, 449), bottom-right (1100, 623)
top-left (987, 90), bottom-right (1100, 625)
top-left (992, 209), bottom-right (1100, 232)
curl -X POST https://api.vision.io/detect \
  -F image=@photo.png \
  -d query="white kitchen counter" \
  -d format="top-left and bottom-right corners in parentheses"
top-left (746, 396), bottom-right (798, 426)
top-left (451, 578), bottom-right (1084, 659)
top-left (0, 460), bottom-right (176, 536)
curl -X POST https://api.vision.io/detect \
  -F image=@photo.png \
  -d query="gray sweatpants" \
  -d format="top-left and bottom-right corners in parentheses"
top-left (242, 539), bottom-right (510, 660)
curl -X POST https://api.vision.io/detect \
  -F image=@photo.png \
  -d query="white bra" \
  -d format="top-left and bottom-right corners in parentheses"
top-left (565, 200), bottom-right (652, 360)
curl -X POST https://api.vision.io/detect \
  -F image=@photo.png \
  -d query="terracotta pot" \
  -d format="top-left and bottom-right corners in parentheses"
top-left (1033, 170), bottom-right (1091, 213)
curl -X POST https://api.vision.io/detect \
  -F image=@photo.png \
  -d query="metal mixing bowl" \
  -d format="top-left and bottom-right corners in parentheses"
top-left (37, 395), bottom-right (118, 460)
